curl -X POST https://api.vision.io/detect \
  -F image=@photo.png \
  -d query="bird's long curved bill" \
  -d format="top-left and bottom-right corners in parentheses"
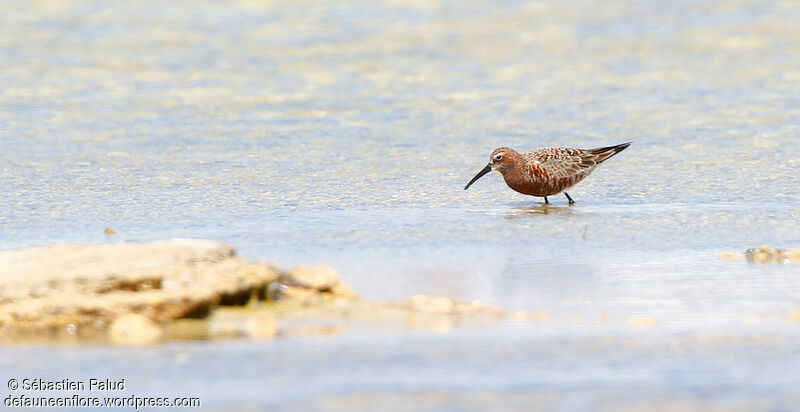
top-left (464, 164), bottom-right (492, 190)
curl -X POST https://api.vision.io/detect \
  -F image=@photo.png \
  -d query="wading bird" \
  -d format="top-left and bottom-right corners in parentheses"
top-left (464, 142), bottom-right (631, 204)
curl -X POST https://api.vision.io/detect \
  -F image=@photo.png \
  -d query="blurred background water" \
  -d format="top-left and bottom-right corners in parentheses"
top-left (1, 0), bottom-right (800, 409)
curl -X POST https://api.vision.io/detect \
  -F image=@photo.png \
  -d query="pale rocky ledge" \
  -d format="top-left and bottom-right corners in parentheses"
top-left (0, 239), bottom-right (505, 344)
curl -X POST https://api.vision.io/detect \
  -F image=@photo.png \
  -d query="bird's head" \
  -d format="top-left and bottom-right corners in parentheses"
top-left (464, 147), bottom-right (520, 190)
top-left (488, 147), bottom-right (519, 172)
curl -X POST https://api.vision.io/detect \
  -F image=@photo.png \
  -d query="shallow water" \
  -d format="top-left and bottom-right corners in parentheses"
top-left (2, 0), bottom-right (800, 409)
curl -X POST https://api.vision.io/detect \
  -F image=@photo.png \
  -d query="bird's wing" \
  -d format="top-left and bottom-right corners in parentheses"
top-left (525, 147), bottom-right (598, 179)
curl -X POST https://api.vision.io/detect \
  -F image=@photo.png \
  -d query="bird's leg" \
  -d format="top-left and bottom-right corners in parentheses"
top-left (543, 196), bottom-right (549, 204)
top-left (564, 192), bottom-right (575, 205)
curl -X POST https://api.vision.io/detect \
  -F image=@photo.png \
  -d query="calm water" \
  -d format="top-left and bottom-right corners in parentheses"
top-left (2, 0), bottom-right (800, 409)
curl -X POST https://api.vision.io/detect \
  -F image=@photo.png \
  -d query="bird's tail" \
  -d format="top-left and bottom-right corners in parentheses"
top-left (589, 142), bottom-right (631, 163)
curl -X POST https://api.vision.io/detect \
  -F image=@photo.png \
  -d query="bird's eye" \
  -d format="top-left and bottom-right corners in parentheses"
top-left (493, 154), bottom-right (503, 161)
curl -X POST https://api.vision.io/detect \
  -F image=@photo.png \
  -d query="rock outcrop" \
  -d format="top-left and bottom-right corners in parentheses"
top-left (0, 239), bottom-right (279, 333)
top-left (719, 245), bottom-right (800, 264)
top-left (0, 239), bottom-right (511, 344)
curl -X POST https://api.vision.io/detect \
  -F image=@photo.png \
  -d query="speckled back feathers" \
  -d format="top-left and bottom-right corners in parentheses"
top-left (502, 142), bottom-right (630, 197)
